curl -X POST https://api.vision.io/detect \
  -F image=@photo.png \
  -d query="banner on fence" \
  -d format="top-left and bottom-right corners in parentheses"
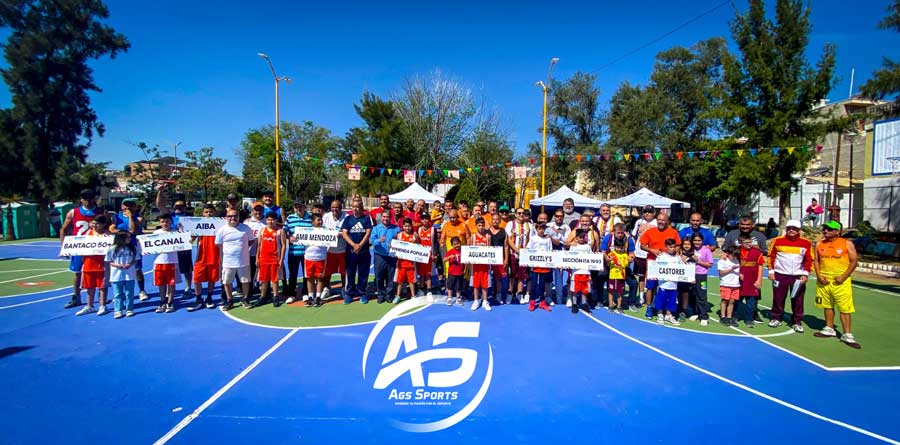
top-left (389, 239), bottom-right (432, 263)
top-left (648, 260), bottom-right (695, 283)
top-left (137, 231), bottom-right (193, 255)
top-left (59, 235), bottom-right (115, 257)
top-left (461, 245), bottom-right (504, 265)
top-left (292, 227), bottom-right (339, 247)
top-left (519, 249), bottom-right (555, 268)
top-left (179, 217), bottom-right (226, 236)
top-left (555, 251), bottom-right (605, 271)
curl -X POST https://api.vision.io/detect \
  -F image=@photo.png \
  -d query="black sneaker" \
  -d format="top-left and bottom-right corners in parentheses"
top-left (155, 305), bottom-right (166, 313)
top-left (241, 300), bottom-right (253, 310)
top-left (204, 296), bottom-right (215, 309)
top-left (187, 300), bottom-right (204, 312)
top-left (744, 320), bottom-right (754, 328)
top-left (315, 296), bottom-right (322, 307)
top-left (571, 304), bottom-right (579, 314)
top-left (377, 295), bottom-right (385, 304)
top-left (221, 300), bottom-right (234, 312)
top-left (305, 298), bottom-right (314, 307)
top-left (580, 304), bottom-right (592, 314)
top-left (64, 297), bottom-right (82, 309)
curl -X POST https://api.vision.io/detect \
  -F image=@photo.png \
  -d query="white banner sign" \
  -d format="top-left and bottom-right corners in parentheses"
top-left (137, 231), bottom-right (193, 255)
top-left (348, 167), bottom-right (361, 181)
top-left (179, 217), bottom-right (226, 236)
top-left (389, 239), bottom-right (431, 263)
top-left (292, 226), bottom-right (339, 247)
top-left (59, 235), bottom-right (115, 257)
top-left (519, 249), bottom-right (555, 268)
top-left (556, 250), bottom-right (605, 271)
top-left (461, 245), bottom-right (504, 265)
top-left (404, 170), bottom-right (416, 183)
top-left (648, 260), bottom-right (695, 283)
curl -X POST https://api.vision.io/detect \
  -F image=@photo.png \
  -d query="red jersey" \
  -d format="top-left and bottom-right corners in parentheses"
top-left (417, 226), bottom-right (434, 247)
top-left (257, 227), bottom-right (282, 265)
top-left (446, 247), bottom-right (465, 276)
top-left (397, 231), bottom-right (418, 269)
top-left (472, 232), bottom-right (490, 246)
top-left (196, 235), bottom-right (220, 266)
top-left (71, 206), bottom-right (96, 236)
top-left (82, 229), bottom-right (106, 272)
top-left (739, 246), bottom-right (765, 296)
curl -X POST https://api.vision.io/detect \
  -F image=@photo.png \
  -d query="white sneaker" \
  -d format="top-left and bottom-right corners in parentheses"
top-left (792, 324), bottom-right (804, 333)
top-left (447, 297), bottom-right (455, 306)
top-left (522, 294), bottom-right (530, 303)
top-left (320, 290), bottom-right (330, 300)
top-left (550, 300), bottom-right (556, 306)
top-left (665, 314), bottom-right (681, 326)
top-left (425, 292), bottom-right (434, 303)
top-left (138, 291), bottom-right (149, 301)
top-left (657, 314), bottom-right (664, 324)
top-left (816, 326), bottom-right (837, 337)
top-left (504, 294), bottom-right (512, 305)
top-left (840, 332), bottom-right (859, 345)
top-left (565, 299), bottom-right (572, 308)
top-left (483, 301), bottom-right (492, 312)
top-left (470, 300), bottom-right (480, 311)
top-left (700, 319), bottom-right (709, 327)
top-left (768, 319), bottom-right (782, 328)
top-left (302, 295), bottom-right (309, 302)
top-left (688, 315), bottom-right (699, 321)
top-left (97, 305), bottom-right (108, 316)
top-left (76, 305), bottom-right (96, 316)
top-left (285, 297), bottom-right (295, 304)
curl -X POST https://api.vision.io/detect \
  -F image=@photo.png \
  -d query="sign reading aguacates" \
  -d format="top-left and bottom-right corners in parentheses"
top-left (461, 246), bottom-right (504, 265)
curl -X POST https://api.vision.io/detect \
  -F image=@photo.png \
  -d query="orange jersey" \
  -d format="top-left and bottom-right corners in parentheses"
top-left (82, 229), bottom-right (106, 272)
top-left (816, 237), bottom-right (851, 276)
top-left (472, 232), bottom-right (490, 246)
top-left (443, 221), bottom-right (469, 247)
top-left (257, 227), bottom-right (282, 265)
top-left (397, 231), bottom-right (418, 269)
top-left (417, 226), bottom-right (434, 247)
top-left (196, 235), bottom-right (220, 266)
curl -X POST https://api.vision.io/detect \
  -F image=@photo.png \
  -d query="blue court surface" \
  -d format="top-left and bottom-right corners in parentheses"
top-left (1, 240), bottom-right (898, 445)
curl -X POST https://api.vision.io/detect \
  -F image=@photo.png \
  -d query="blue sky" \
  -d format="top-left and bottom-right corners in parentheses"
top-left (2, 0), bottom-right (898, 173)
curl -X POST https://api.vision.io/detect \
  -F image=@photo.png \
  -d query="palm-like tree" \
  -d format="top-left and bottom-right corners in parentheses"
top-left (0, 194), bottom-right (23, 241)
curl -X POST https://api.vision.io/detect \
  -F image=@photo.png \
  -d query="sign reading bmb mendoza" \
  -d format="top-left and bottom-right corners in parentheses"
top-left (461, 246), bottom-right (503, 265)
top-left (179, 217), bottom-right (225, 236)
top-left (137, 232), bottom-right (193, 255)
top-left (648, 260), bottom-right (696, 283)
top-left (389, 239), bottom-right (431, 263)
top-left (59, 235), bottom-right (114, 257)
top-left (292, 227), bottom-right (339, 247)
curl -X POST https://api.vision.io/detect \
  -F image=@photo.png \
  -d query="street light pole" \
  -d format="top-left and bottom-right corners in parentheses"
top-left (536, 57), bottom-right (559, 208)
top-left (258, 53), bottom-right (292, 207)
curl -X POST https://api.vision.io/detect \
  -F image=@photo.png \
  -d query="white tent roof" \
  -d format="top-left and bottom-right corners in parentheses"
top-left (389, 183), bottom-right (444, 203)
top-left (604, 187), bottom-right (690, 208)
top-left (529, 185), bottom-right (605, 207)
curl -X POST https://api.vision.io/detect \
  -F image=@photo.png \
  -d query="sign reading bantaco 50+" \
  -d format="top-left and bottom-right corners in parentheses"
top-left (59, 235), bottom-right (115, 257)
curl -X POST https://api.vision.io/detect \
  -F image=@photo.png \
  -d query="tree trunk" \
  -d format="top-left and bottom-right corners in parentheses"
top-left (37, 196), bottom-right (51, 238)
top-left (778, 187), bottom-right (792, 229)
top-left (4, 205), bottom-right (14, 241)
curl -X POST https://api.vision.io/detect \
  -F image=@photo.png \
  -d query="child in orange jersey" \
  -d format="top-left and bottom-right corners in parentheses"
top-left (393, 218), bottom-right (420, 304)
top-left (470, 217), bottom-right (492, 312)
top-left (257, 213), bottom-right (286, 307)
top-left (417, 212), bottom-right (436, 303)
top-left (188, 204), bottom-right (220, 312)
top-left (76, 215), bottom-right (111, 316)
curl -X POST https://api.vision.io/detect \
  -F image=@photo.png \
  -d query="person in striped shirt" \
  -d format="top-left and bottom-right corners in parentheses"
top-left (285, 200), bottom-right (312, 302)
top-left (767, 220), bottom-right (813, 333)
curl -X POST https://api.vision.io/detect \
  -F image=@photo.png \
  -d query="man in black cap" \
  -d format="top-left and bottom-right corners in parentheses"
top-left (60, 189), bottom-right (100, 308)
top-left (225, 193), bottom-right (247, 220)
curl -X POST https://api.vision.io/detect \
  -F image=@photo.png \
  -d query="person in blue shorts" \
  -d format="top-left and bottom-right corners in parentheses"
top-left (60, 189), bottom-right (99, 309)
top-left (110, 199), bottom-right (148, 301)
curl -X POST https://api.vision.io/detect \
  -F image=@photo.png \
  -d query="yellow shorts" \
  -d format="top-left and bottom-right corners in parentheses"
top-left (815, 276), bottom-right (854, 313)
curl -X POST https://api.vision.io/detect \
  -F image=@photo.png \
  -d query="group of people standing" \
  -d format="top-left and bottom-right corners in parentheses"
top-left (56, 188), bottom-right (862, 348)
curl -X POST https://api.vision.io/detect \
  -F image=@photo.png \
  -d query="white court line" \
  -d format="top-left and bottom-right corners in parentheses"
top-left (152, 328), bottom-right (300, 445)
top-left (0, 270), bottom-right (68, 284)
top-left (219, 300), bottom-right (430, 330)
top-left (580, 311), bottom-right (900, 445)
top-left (0, 293), bottom-right (71, 310)
top-left (0, 268), bottom-right (66, 274)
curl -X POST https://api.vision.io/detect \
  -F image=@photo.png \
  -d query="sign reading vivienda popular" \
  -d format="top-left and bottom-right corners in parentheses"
top-left (389, 239), bottom-right (431, 263)
top-left (555, 251), bottom-right (605, 271)
top-left (461, 246), bottom-right (504, 265)
top-left (59, 235), bottom-right (115, 257)
top-left (519, 249), bottom-right (555, 268)
top-left (292, 227), bottom-right (339, 247)
top-left (137, 232), bottom-right (193, 255)
top-left (179, 217), bottom-right (226, 236)
top-left (648, 260), bottom-right (696, 283)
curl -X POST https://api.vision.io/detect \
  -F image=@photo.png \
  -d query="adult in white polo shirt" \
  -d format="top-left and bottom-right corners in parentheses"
top-left (216, 209), bottom-right (256, 311)
top-left (322, 199), bottom-right (348, 296)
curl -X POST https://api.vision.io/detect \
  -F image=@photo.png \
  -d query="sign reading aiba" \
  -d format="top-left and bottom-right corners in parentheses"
top-left (179, 217), bottom-right (225, 236)
top-left (137, 232), bottom-right (193, 255)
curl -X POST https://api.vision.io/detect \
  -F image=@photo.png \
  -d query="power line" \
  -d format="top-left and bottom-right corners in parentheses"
top-left (591, 0), bottom-right (732, 74)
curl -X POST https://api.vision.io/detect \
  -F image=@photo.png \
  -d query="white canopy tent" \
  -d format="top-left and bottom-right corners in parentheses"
top-left (388, 183), bottom-right (444, 203)
top-left (528, 185), bottom-right (605, 208)
top-left (604, 187), bottom-right (690, 208)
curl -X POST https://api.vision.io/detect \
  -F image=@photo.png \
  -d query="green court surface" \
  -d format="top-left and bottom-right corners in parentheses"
top-left (0, 259), bottom-right (70, 297)
top-left (227, 297), bottom-right (407, 328)
top-left (0, 237), bottom-right (58, 245)
top-left (619, 276), bottom-right (900, 368)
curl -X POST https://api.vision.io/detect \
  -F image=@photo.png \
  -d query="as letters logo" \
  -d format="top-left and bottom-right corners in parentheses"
top-left (362, 299), bottom-right (493, 433)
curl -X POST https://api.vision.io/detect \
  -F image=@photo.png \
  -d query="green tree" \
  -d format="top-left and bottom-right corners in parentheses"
top-left (449, 177), bottom-right (480, 206)
top-left (860, 0), bottom-right (900, 116)
top-left (0, 0), bottom-right (129, 236)
top-left (722, 0), bottom-right (836, 224)
top-left (124, 142), bottom-right (167, 212)
top-left (459, 121), bottom-right (515, 202)
top-left (343, 92), bottom-right (415, 196)
top-left (177, 147), bottom-right (232, 203)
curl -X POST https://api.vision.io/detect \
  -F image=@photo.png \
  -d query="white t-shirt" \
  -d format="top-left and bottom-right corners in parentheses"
top-left (632, 217), bottom-right (658, 259)
top-left (569, 243), bottom-right (593, 275)
top-left (106, 244), bottom-right (141, 282)
top-left (305, 244), bottom-right (328, 261)
top-left (717, 258), bottom-right (740, 288)
top-left (656, 253), bottom-right (681, 290)
top-left (244, 218), bottom-right (266, 256)
top-left (153, 228), bottom-right (179, 265)
top-left (505, 220), bottom-right (531, 249)
top-left (215, 224), bottom-right (256, 268)
top-left (546, 222), bottom-right (571, 249)
top-left (526, 235), bottom-right (553, 252)
top-left (322, 212), bottom-right (348, 254)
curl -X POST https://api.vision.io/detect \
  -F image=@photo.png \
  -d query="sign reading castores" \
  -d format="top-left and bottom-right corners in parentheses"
top-left (648, 260), bottom-right (695, 283)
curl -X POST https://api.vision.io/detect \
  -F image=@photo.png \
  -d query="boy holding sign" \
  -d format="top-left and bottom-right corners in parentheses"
top-left (393, 218), bottom-right (420, 304)
top-left (153, 214), bottom-right (181, 313)
top-left (525, 218), bottom-right (553, 312)
top-left (737, 232), bottom-right (765, 329)
top-left (445, 237), bottom-right (466, 306)
top-left (654, 239), bottom-right (682, 326)
top-left (258, 213), bottom-right (286, 307)
top-left (470, 217), bottom-right (492, 312)
top-left (188, 205), bottom-right (221, 312)
top-left (569, 230), bottom-right (593, 314)
top-left (304, 214), bottom-right (329, 307)
top-left (76, 215), bottom-right (111, 316)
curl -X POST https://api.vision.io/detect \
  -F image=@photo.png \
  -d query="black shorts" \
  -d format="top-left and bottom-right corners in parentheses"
top-left (177, 249), bottom-right (193, 274)
top-left (633, 257), bottom-right (647, 277)
top-left (447, 275), bottom-right (466, 292)
top-left (677, 282), bottom-right (694, 293)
